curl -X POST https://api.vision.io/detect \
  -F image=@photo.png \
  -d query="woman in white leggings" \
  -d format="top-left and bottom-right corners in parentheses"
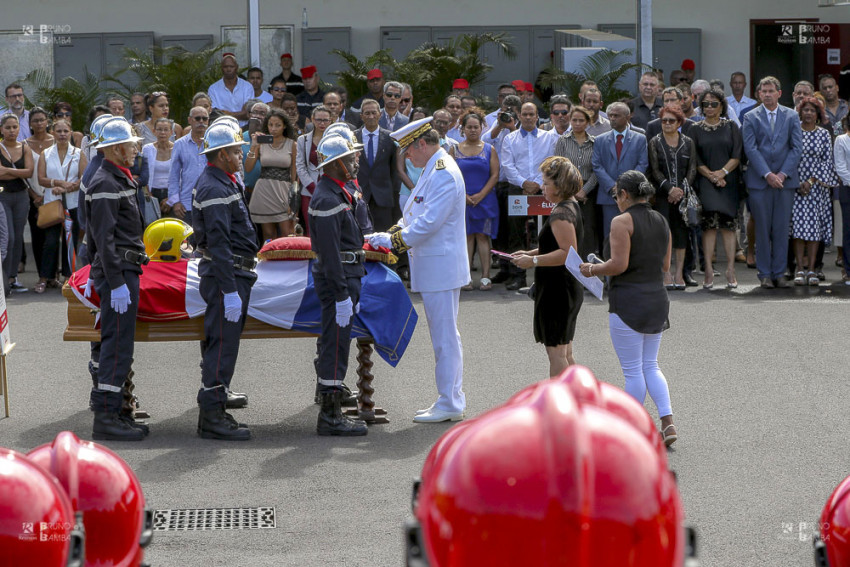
top-left (579, 170), bottom-right (678, 446)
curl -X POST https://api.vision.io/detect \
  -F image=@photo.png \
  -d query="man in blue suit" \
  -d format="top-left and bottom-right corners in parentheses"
top-left (591, 102), bottom-right (649, 247)
top-left (742, 76), bottom-right (802, 288)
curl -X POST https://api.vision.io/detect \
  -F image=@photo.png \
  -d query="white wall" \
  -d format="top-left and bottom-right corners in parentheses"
top-left (4, 0), bottom-right (850, 85)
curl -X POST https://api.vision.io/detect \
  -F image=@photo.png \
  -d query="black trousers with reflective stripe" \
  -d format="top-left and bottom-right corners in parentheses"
top-left (197, 275), bottom-right (253, 410)
top-left (313, 274), bottom-right (361, 395)
top-left (89, 271), bottom-right (140, 412)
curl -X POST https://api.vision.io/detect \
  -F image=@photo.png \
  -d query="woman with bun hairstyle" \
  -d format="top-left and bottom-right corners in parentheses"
top-left (579, 170), bottom-right (678, 447)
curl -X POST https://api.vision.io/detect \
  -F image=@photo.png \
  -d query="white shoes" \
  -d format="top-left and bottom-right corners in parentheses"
top-left (413, 408), bottom-right (465, 423)
top-left (414, 404), bottom-right (436, 416)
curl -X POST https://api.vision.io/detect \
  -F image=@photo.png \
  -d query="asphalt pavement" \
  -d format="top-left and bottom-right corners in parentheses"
top-left (1, 257), bottom-right (849, 566)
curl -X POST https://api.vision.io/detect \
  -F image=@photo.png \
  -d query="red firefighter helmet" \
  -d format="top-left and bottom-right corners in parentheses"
top-left (0, 448), bottom-right (85, 567)
top-left (815, 475), bottom-right (850, 566)
top-left (507, 365), bottom-right (667, 457)
top-left (27, 431), bottom-right (153, 567)
top-left (407, 381), bottom-right (688, 567)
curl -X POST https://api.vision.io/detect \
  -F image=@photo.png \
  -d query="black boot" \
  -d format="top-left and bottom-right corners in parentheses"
top-left (225, 390), bottom-right (248, 409)
top-left (317, 391), bottom-right (368, 436)
top-left (93, 411), bottom-right (146, 441)
top-left (198, 406), bottom-right (251, 440)
top-left (314, 382), bottom-right (358, 407)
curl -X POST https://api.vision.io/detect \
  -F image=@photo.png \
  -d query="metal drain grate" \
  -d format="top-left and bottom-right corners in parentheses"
top-left (153, 507), bottom-right (276, 531)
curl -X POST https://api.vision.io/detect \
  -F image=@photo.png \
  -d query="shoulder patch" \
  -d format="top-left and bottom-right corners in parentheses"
top-left (435, 158), bottom-right (446, 170)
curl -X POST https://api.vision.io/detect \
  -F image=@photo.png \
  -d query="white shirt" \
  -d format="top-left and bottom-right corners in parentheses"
top-left (255, 90), bottom-right (273, 104)
top-left (482, 126), bottom-right (511, 182)
top-left (727, 94), bottom-right (757, 119)
top-left (43, 144), bottom-right (81, 209)
top-left (834, 134), bottom-right (850, 186)
top-left (501, 127), bottom-right (557, 187)
top-left (208, 78), bottom-right (255, 127)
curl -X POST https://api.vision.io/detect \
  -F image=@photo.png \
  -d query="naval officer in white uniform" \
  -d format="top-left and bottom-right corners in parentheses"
top-left (369, 117), bottom-right (469, 422)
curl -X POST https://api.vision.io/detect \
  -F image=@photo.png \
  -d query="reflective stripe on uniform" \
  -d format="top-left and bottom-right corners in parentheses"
top-left (86, 188), bottom-right (136, 201)
top-left (192, 193), bottom-right (241, 210)
top-left (317, 378), bottom-right (343, 387)
top-left (97, 383), bottom-right (123, 393)
top-left (203, 384), bottom-right (225, 391)
top-left (308, 203), bottom-right (349, 217)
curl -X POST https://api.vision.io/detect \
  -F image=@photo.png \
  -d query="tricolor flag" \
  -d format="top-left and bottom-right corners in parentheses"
top-left (69, 259), bottom-right (417, 366)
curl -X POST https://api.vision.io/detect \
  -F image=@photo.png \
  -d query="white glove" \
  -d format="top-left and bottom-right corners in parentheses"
top-left (335, 297), bottom-right (353, 327)
top-left (223, 291), bottom-right (242, 323)
top-left (83, 278), bottom-right (94, 298)
top-left (368, 232), bottom-right (392, 249)
top-left (354, 302), bottom-right (360, 314)
top-left (110, 284), bottom-right (131, 315)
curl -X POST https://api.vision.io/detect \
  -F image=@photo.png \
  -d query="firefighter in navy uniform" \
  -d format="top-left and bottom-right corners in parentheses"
top-left (311, 124), bottom-right (369, 406)
top-left (192, 123), bottom-right (259, 440)
top-left (309, 135), bottom-right (369, 436)
top-left (85, 117), bottom-right (150, 441)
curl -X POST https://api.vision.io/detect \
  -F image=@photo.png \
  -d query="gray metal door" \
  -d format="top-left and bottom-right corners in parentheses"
top-left (302, 28), bottom-right (351, 83)
top-left (380, 27), bottom-right (431, 60)
top-left (160, 35), bottom-right (214, 64)
top-left (53, 34), bottom-right (102, 86)
top-left (103, 32), bottom-right (154, 90)
top-left (431, 27), bottom-right (479, 47)
top-left (482, 27), bottom-right (530, 87)
top-left (653, 30), bottom-right (701, 83)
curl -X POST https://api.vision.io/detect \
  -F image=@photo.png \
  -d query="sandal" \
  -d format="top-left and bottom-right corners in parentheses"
top-left (479, 277), bottom-right (492, 291)
top-left (461, 283), bottom-right (474, 291)
top-left (794, 271), bottom-right (806, 286)
top-left (808, 271), bottom-right (820, 286)
top-left (661, 424), bottom-right (678, 447)
top-left (46, 279), bottom-right (62, 289)
top-left (725, 269), bottom-right (738, 289)
top-left (34, 281), bottom-right (46, 294)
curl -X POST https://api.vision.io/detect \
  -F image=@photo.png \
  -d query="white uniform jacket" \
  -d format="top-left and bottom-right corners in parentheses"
top-left (398, 147), bottom-right (470, 292)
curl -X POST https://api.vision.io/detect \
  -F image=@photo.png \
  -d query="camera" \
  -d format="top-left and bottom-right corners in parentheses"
top-left (498, 111), bottom-right (516, 123)
top-left (256, 134), bottom-right (274, 144)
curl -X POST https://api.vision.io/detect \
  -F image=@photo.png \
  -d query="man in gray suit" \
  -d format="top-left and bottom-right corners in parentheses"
top-left (379, 81), bottom-right (409, 132)
top-left (355, 99), bottom-right (399, 232)
top-left (742, 76), bottom-right (803, 288)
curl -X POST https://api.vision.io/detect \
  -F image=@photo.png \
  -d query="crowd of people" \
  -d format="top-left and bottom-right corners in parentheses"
top-left (4, 54), bottom-right (848, 299)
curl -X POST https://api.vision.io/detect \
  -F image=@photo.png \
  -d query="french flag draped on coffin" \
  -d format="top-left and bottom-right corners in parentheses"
top-left (68, 259), bottom-right (418, 367)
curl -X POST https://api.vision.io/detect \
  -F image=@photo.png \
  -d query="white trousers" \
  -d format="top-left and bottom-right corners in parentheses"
top-left (420, 288), bottom-right (465, 413)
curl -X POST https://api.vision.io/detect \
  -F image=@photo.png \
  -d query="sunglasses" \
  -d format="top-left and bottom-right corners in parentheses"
top-left (192, 116), bottom-right (209, 122)
top-left (661, 118), bottom-right (679, 124)
top-left (151, 91), bottom-right (167, 98)
top-left (54, 112), bottom-right (72, 117)
top-left (701, 101), bottom-right (720, 108)
top-left (550, 110), bottom-right (570, 116)
top-left (385, 92), bottom-right (402, 99)
top-left (272, 87), bottom-right (286, 92)
top-left (401, 98), bottom-right (411, 103)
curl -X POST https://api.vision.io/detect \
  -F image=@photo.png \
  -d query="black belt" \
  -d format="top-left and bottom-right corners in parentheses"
top-left (117, 247), bottom-right (150, 266)
top-left (340, 250), bottom-right (365, 264)
top-left (202, 252), bottom-right (258, 272)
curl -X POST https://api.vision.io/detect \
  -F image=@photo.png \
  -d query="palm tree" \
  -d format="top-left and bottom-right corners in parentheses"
top-left (23, 68), bottom-right (106, 132)
top-left (329, 48), bottom-right (396, 103)
top-left (330, 33), bottom-right (515, 112)
top-left (103, 43), bottom-right (232, 125)
top-left (399, 33), bottom-right (515, 111)
top-left (537, 48), bottom-right (648, 105)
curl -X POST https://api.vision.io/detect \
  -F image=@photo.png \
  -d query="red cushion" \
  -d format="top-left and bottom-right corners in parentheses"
top-left (258, 236), bottom-right (396, 263)
top-left (258, 237), bottom-right (315, 261)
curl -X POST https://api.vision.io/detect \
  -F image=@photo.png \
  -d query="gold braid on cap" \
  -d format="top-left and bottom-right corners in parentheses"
top-left (390, 230), bottom-right (410, 253)
top-left (397, 122), bottom-right (434, 150)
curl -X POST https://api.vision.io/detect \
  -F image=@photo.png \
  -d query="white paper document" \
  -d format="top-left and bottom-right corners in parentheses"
top-left (565, 247), bottom-right (604, 301)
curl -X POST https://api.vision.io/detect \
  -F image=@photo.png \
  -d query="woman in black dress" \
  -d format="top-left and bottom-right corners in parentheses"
top-left (579, 170), bottom-right (677, 446)
top-left (691, 88), bottom-right (742, 288)
top-left (511, 156), bottom-right (583, 376)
